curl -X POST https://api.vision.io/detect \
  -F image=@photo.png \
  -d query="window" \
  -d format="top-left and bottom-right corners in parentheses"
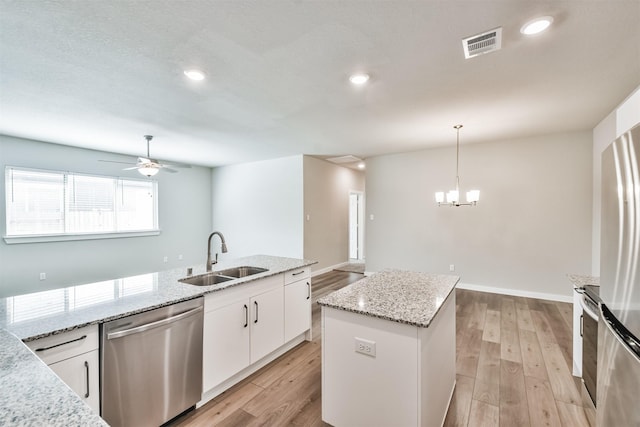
top-left (4, 167), bottom-right (158, 242)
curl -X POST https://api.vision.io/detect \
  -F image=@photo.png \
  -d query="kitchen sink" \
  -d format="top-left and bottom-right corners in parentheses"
top-left (179, 266), bottom-right (268, 286)
top-left (215, 266), bottom-right (269, 278)
top-left (179, 273), bottom-right (234, 286)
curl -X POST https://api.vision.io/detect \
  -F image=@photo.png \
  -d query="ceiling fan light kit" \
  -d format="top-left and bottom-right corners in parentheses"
top-left (435, 125), bottom-right (480, 207)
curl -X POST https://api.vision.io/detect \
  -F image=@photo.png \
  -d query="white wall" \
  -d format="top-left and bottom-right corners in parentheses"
top-left (591, 86), bottom-right (640, 275)
top-left (0, 135), bottom-right (212, 298)
top-left (365, 132), bottom-right (592, 300)
top-left (211, 156), bottom-right (304, 260)
top-left (303, 156), bottom-right (365, 272)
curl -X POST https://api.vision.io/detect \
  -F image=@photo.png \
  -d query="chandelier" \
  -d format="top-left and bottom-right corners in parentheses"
top-left (435, 125), bottom-right (480, 207)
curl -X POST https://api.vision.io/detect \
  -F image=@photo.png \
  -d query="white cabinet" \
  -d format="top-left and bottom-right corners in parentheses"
top-left (203, 274), bottom-right (284, 393)
top-left (250, 286), bottom-right (284, 363)
top-left (26, 325), bottom-right (100, 413)
top-left (202, 300), bottom-right (251, 391)
top-left (284, 268), bottom-right (311, 342)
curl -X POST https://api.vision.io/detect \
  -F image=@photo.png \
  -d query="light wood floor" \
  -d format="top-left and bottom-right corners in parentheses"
top-left (170, 271), bottom-right (593, 427)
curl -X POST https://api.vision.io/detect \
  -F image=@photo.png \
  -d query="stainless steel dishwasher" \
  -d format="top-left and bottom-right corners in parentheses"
top-left (101, 297), bottom-right (203, 427)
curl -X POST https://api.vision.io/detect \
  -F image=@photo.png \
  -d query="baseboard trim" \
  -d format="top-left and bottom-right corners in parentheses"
top-left (456, 282), bottom-right (572, 303)
top-left (311, 261), bottom-right (349, 277)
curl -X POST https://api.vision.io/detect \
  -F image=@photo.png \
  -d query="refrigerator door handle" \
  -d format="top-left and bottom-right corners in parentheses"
top-left (601, 303), bottom-right (640, 363)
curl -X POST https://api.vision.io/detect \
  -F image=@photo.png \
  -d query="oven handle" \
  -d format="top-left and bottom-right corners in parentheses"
top-left (107, 306), bottom-right (203, 340)
top-left (600, 303), bottom-right (640, 363)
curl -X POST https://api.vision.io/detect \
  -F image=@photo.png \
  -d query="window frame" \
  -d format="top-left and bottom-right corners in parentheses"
top-left (3, 166), bottom-right (160, 244)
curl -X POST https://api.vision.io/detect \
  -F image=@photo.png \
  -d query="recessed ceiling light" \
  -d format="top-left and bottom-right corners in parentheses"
top-left (520, 16), bottom-right (554, 35)
top-left (349, 73), bottom-right (370, 85)
top-left (357, 162), bottom-right (365, 169)
top-left (184, 69), bottom-right (206, 81)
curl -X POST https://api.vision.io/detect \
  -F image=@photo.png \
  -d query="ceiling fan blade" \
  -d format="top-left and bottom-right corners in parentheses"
top-left (123, 166), bottom-right (141, 171)
top-left (162, 167), bottom-right (179, 173)
top-left (161, 162), bottom-right (192, 168)
top-left (98, 160), bottom-right (137, 165)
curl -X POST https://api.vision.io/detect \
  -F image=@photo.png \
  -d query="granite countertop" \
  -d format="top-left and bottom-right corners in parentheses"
top-left (0, 254), bottom-right (315, 427)
top-left (567, 274), bottom-right (600, 288)
top-left (0, 254), bottom-right (316, 341)
top-left (317, 269), bottom-right (459, 328)
top-left (0, 328), bottom-right (108, 427)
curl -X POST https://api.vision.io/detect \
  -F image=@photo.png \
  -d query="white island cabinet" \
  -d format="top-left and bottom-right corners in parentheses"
top-left (318, 270), bottom-right (459, 427)
top-left (26, 325), bottom-right (100, 414)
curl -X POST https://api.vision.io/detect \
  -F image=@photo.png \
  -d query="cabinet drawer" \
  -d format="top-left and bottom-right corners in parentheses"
top-left (26, 325), bottom-right (99, 365)
top-left (284, 267), bottom-right (311, 285)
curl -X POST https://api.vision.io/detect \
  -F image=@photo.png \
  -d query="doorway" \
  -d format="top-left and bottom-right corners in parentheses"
top-left (349, 191), bottom-right (364, 261)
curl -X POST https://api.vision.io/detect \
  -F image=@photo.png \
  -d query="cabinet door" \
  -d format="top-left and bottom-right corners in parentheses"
top-left (203, 301), bottom-right (250, 392)
top-left (250, 286), bottom-right (284, 364)
top-left (48, 350), bottom-right (100, 413)
top-left (285, 279), bottom-right (311, 342)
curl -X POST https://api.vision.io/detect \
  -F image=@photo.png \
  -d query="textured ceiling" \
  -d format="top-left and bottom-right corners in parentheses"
top-left (1, 1), bottom-right (639, 167)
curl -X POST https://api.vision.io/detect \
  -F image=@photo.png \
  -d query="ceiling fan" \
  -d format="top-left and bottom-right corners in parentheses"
top-left (99, 135), bottom-right (191, 177)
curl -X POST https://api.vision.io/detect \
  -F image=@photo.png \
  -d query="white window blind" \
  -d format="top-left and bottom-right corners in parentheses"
top-left (5, 167), bottom-right (158, 238)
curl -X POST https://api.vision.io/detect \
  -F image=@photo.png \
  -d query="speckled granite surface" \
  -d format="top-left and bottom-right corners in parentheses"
top-left (0, 255), bottom-right (315, 426)
top-left (567, 274), bottom-right (600, 288)
top-left (0, 328), bottom-right (108, 427)
top-left (317, 270), bottom-right (459, 327)
top-left (0, 255), bottom-right (316, 341)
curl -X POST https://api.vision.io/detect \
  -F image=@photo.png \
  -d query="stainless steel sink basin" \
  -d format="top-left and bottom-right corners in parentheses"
top-left (216, 266), bottom-right (269, 278)
top-left (179, 273), bottom-right (234, 286)
top-left (179, 266), bottom-right (268, 286)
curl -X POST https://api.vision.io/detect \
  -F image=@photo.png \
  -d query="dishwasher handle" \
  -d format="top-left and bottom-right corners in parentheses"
top-left (106, 306), bottom-right (203, 340)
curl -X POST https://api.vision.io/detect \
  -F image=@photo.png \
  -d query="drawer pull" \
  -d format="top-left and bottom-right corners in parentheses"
top-left (84, 361), bottom-right (90, 398)
top-left (35, 335), bottom-right (87, 352)
top-left (292, 270), bottom-right (306, 276)
top-left (307, 281), bottom-right (311, 300)
top-left (244, 304), bottom-right (248, 328)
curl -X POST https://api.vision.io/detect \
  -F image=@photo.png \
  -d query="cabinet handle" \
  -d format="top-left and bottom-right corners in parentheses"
top-left (292, 270), bottom-right (305, 276)
top-left (580, 314), bottom-right (583, 337)
top-left (35, 335), bottom-right (87, 352)
top-left (254, 301), bottom-right (259, 324)
top-left (84, 361), bottom-right (90, 398)
top-left (244, 304), bottom-right (248, 328)
top-left (307, 281), bottom-right (311, 300)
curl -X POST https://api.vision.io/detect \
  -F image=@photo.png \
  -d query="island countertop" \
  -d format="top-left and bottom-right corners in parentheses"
top-left (317, 270), bottom-right (459, 328)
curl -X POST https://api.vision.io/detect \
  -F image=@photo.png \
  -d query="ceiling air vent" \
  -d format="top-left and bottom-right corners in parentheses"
top-left (326, 155), bottom-right (362, 164)
top-left (462, 27), bottom-right (502, 59)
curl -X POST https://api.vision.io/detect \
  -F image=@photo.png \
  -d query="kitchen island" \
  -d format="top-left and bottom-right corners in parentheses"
top-left (318, 270), bottom-right (459, 427)
top-left (0, 254), bottom-right (316, 426)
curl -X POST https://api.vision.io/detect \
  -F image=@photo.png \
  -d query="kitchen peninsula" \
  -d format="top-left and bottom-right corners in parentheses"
top-left (318, 270), bottom-right (459, 427)
top-left (0, 255), bottom-right (316, 426)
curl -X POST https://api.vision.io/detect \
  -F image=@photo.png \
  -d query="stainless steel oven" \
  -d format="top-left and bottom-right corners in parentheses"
top-left (579, 285), bottom-right (600, 406)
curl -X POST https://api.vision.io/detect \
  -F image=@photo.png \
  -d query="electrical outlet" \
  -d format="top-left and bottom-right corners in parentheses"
top-left (39, 272), bottom-right (46, 281)
top-left (354, 337), bottom-right (376, 357)
top-left (163, 256), bottom-right (168, 263)
top-left (178, 254), bottom-right (183, 260)
top-left (449, 264), bottom-right (455, 272)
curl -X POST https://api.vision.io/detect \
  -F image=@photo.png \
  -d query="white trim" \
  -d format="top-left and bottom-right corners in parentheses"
top-left (311, 261), bottom-right (350, 277)
top-left (456, 282), bottom-right (572, 303)
top-left (3, 230), bottom-right (161, 244)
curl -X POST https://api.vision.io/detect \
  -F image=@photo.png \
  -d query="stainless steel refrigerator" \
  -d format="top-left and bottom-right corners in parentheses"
top-left (598, 123), bottom-right (640, 426)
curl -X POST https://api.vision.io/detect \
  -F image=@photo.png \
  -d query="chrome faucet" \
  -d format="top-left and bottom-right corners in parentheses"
top-left (206, 231), bottom-right (228, 272)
